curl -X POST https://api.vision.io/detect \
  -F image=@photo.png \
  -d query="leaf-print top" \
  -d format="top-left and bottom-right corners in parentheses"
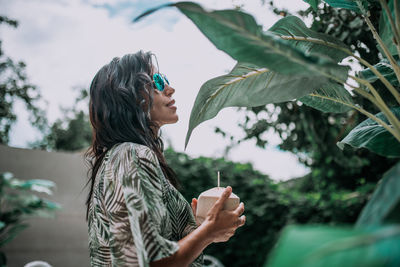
top-left (88, 142), bottom-right (203, 267)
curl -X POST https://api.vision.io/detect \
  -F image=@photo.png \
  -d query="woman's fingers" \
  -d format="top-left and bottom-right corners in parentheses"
top-left (238, 215), bottom-right (246, 227)
top-left (209, 186), bottom-right (232, 213)
top-left (234, 202), bottom-right (244, 216)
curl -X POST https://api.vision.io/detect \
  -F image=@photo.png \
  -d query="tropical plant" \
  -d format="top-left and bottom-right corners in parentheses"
top-left (136, 0), bottom-right (400, 265)
top-left (0, 172), bottom-right (60, 266)
top-left (219, 1), bottom-right (396, 194)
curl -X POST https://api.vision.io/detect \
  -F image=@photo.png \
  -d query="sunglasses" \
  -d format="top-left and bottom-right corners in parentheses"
top-left (152, 73), bottom-right (170, 92)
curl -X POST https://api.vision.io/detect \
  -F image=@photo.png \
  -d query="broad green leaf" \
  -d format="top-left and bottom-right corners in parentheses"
top-left (323, 0), bottom-right (368, 12)
top-left (0, 221), bottom-right (5, 230)
top-left (359, 60), bottom-right (399, 86)
top-left (265, 225), bottom-right (400, 267)
top-left (356, 161), bottom-right (400, 226)
top-left (303, 0), bottom-right (320, 11)
top-left (379, 0), bottom-right (398, 56)
top-left (299, 82), bottom-right (354, 113)
top-left (269, 16), bottom-right (349, 62)
top-left (185, 63), bottom-right (329, 147)
top-left (337, 107), bottom-right (400, 157)
top-left (135, 2), bottom-right (348, 79)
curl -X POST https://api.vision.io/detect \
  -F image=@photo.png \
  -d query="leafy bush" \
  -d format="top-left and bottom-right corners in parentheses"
top-left (0, 173), bottom-right (60, 266)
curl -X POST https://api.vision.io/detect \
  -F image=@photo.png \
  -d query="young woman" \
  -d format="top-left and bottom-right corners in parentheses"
top-left (86, 51), bottom-right (246, 267)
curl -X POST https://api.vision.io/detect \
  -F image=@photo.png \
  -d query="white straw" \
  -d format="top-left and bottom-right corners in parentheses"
top-left (217, 171), bottom-right (220, 188)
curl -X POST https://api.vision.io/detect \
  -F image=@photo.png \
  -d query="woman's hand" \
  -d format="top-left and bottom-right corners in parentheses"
top-left (202, 186), bottom-right (246, 243)
top-left (151, 187), bottom-right (244, 267)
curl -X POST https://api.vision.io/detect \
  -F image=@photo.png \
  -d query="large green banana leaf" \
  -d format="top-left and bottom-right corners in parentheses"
top-left (135, 2), bottom-right (348, 79)
top-left (184, 63), bottom-right (329, 147)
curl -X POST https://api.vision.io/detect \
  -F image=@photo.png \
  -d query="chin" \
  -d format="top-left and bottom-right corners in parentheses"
top-left (161, 115), bottom-right (179, 126)
top-left (171, 115), bottom-right (179, 124)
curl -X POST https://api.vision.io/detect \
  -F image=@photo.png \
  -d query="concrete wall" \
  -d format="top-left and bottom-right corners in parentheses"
top-left (0, 145), bottom-right (90, 267)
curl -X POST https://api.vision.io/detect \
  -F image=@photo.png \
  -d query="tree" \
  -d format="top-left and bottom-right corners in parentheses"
top-left (33, 88), bottom-right (92, 151)
top-left (0, 16), bottom-right (47, 144)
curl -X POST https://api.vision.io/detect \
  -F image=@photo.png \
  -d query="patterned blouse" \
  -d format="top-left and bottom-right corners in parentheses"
top-left (88, 142), bottom-right (203, 267)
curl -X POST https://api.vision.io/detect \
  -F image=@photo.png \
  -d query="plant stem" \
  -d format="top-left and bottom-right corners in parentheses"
top-left (326, 73), bottom-right (400, 137)
top-left (326, 71), bottom-right (400, 139)
top-left (278, 35), bottom-right (400, 105)
top-left (361, 4), bottom-right (400, 88)
top-left (380, 0), bottom-right (400, 56)
top-left (310, 93), bottom-right (400, 142)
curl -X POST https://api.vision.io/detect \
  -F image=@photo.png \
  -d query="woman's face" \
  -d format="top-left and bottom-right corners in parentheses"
top-left (150, 82), bottom-right (179, 127)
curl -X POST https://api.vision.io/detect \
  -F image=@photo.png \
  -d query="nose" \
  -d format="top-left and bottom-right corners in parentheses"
top-left (163, 83), bottom-right (175, 97)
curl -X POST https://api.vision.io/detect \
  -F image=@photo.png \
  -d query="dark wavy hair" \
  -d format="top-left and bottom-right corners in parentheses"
top-left (85, 50), bottom-right (178, 219)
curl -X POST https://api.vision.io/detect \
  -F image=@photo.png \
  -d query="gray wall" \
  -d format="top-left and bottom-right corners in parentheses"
top-left (0, 145), bottom-right (90, 267)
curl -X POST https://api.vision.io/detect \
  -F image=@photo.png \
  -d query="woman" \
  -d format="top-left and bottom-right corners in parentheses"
top-left (86, 51), bottom-right (246, 267)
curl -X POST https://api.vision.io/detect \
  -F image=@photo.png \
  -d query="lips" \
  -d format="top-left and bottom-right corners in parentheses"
top-left (166, 99), bottom-right (175, 107)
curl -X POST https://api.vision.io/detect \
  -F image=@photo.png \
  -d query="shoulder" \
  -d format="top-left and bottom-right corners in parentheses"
top-left (109, 142), bottom-right (158, 165)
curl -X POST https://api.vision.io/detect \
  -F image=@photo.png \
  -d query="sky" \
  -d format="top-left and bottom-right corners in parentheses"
top-left (0, 0), bottom-right (311, 181)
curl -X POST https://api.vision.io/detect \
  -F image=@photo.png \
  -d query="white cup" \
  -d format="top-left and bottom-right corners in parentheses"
top-left (195, 187), bottom-right (240, 224)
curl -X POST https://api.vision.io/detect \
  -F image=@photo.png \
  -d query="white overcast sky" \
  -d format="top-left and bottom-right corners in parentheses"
top-left (1, 0), bottom-right (312, 181)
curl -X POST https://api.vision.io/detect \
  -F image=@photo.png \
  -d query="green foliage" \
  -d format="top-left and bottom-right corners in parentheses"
top-left (338, 107), bottom-right (400, 157)
top-left (0, 16), bottom-right (47, 145)
top-left (33, 88), bottom-right (92, 151)
top-left (298, 82), bottom-right (354, 113)
top-left (0, 172), bottom-right (60, 266)
top-left (359, 59), bottom-right (399, 87)
top-left (265, 225), bottom-right (400, 267)
top-left (356, 161), bottom-right (400, 226)
top-left (268, 15), bottom-right (349, 62)
top-left (40, 110), bottom-right (91, 151)
top-left (379, 0), bottom-right (398, 56)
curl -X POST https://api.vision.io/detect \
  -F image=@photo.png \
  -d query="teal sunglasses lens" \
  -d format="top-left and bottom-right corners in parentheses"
top-left (153, 73), bottom-right (169, 91)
